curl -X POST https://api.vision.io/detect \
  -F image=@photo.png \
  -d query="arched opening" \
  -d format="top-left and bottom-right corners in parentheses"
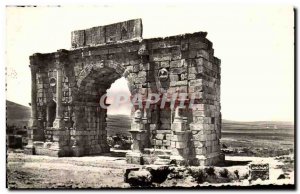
top-left (47, 100), bottom-right (56, 127)
top-left (73, 64), bottom-right (129, 156)
top-left (106, 77), bottom-right (132, 150)
top-left (106, 77), bottom-right (131, 117)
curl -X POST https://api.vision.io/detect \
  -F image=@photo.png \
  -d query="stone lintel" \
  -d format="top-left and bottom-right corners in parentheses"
top-left (71, 18), bottom-right (143, 48)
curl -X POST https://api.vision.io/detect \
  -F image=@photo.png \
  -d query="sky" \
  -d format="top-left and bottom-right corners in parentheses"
top-left (5, 5), bottom-right (294, 121)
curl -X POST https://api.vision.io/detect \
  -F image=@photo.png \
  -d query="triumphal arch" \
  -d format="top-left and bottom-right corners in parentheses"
top-left (25, 19), bottom-right (223, 166)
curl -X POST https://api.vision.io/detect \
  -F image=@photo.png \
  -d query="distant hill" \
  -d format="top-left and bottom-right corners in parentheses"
top-left (106, 114), bottom-right (131, 136)
top-left (6, 100), bottom-right (31, 127)
top-left (222, 119), bottom-right (294, 131)
top-left (6, 100), bottom-right (294, 133)
top-left (106, 115), bottom-right (294, 136)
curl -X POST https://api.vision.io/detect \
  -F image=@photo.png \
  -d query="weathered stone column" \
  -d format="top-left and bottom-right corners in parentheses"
top-left (53, 51), bottom-right (66, 129)
top-left (25, 54), bottom-right (42, 154)
top-left (49, 50), bottom-right (70, 157)
top-left (53, 66), bottom-right (63, 128)
top-left (29, 65), bottom-right (38, 129)
top-left (142, 105), bottom-right (151, 148)
top-left (46, 106), bottom-right (51, 127)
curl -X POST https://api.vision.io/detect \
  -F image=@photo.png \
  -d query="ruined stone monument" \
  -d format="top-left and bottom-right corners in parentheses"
top-left (25, 19), bottom-right (223, 166)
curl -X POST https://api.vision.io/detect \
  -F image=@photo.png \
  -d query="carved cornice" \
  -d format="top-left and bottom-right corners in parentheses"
top-left (29, 53), bottom-right (42, 67)
top-left (55, 49), bottom-right (69, 68)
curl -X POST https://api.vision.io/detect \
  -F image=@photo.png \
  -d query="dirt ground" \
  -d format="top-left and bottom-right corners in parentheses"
top-left (6, 151), bottom-right (294, 189)
top-left (7, 151), bottom-right (141, 189)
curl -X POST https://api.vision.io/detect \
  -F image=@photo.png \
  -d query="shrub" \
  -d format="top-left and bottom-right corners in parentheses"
top-left (277, 174), bottom-right (285, 180)
top-left (234, 170), bottom-right (239, 179)
top-left (243, 173), bottom-right (249, 179)
top-left (219, 168), bottom-right (229, 178)
top-left (189, 169), bottom-right (207, 184)
top-left (205, 167), bottom-right (215, 176)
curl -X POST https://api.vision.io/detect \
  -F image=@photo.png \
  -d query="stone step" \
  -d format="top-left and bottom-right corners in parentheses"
top-left (153, 158), bottom-right (171, 165)
top-left (157, 155), bottom-right (171, 159)
top-left (110, 149), bottom-right (130, 157)
top-left (154, 160), bottom-right (171, 165)
top-left (144, 148), bottom-right (172, 156)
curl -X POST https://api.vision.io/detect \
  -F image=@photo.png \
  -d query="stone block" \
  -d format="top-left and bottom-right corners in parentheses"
top-left (195, 147), bottom-right (206, 155)
top-left (175, 141), bottom-right (187, 149)
top-left (171, 51), bottom-right (181, 60)
top-left (131, 122), bottom-right (144, 131)
top-left (189, 86), bottom-right (204, 94)
top-left (172, 134), bottom-right (188, 142)
top-left (170, 141), bottom-right (176, 148)
top-left (127, 170), bottom-right (153, 186)
top-left (171, 122), bottom-right (187, 132)
top-left (192, 140), bottom-right (205, 148)
top-left (165, 134), bottom-right (172, 140)
top-left (170, 59), bottom-right (186, 68)
top-left (188, 73), bottom-right (196, 80)
top-left (193, 116), bottom-right (205, 124)
top-left (160, 123), bottom-right (171, 130)
top-left (192, 110), bottom-right (208, 117)
top-left (156, 134), bottom-right (164, 140)
top-left (170, 67), bottom-right (186, 74)
top-left (189, 42), bottom-right (208, 50)
top-left (170, 80), bottom-right (188, 87)
top-left (196, 49), bottom-right (210, 60)
top-left (155, 140), bottom-right (163, 146)
top-left (151, 54), bottom-right (172, 62)
top-left (138, 70), bottom-right (147, 77)
top-left (24, 145), bottom-right (35, 155)
top-left (71, 30), bottom-right (85, 48)
top-left (185, 50), bottom-right (197, 58)
top-left (192, 132), bottom-right (206, 141)
top-left (156, 130), bottom-right (171, 134)
top-left (160, 61), bottom-right (170, 68)
top-left (170, 75), bottom-right (179, 82)
top-left (163, 140), bottom-right (170, 146)
top-left (150, 124), bottom-right (157, 131)
top-left (206, 140), bottom-right (212, 147)
top-left (142, 155), bottom-right (157, 165)
top-left (189, 79), bottom-right (203, 87)
top-left (181, 42), bottom-right (189, 51)
top-left (189, 123), bottom-right (203, 131)
top-left (175, 86), bottom-right (187, 93)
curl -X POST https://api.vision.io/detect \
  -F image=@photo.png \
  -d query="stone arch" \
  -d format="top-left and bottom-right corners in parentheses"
top-left (26, 19), bottom-right (223, 166)
top-left (76, 61), bottom-right (126, 89)
top-left (71, 61), bottom-right (134, 156)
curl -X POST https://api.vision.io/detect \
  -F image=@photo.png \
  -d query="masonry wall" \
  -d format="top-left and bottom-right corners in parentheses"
top-left (144, 34), bottom-right (222, 165)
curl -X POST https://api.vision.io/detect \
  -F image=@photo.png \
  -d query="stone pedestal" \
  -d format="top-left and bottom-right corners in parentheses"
top-left (126, 110), bottom-right (148, 164)
top-left (170, 106), bottom-right (190, 164)
top-left (130, 130), bottom-right (148, 152)
top-left (53, 119), bottom-right (64, 129)
top-left (25, 125), bottom-right (44, 155)
top-left (27, 127), bottom-right (71, 157)
top-left (126, 152), bottom-right (143, 164)
top-left (24, 144), bottom-right (35, 155)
